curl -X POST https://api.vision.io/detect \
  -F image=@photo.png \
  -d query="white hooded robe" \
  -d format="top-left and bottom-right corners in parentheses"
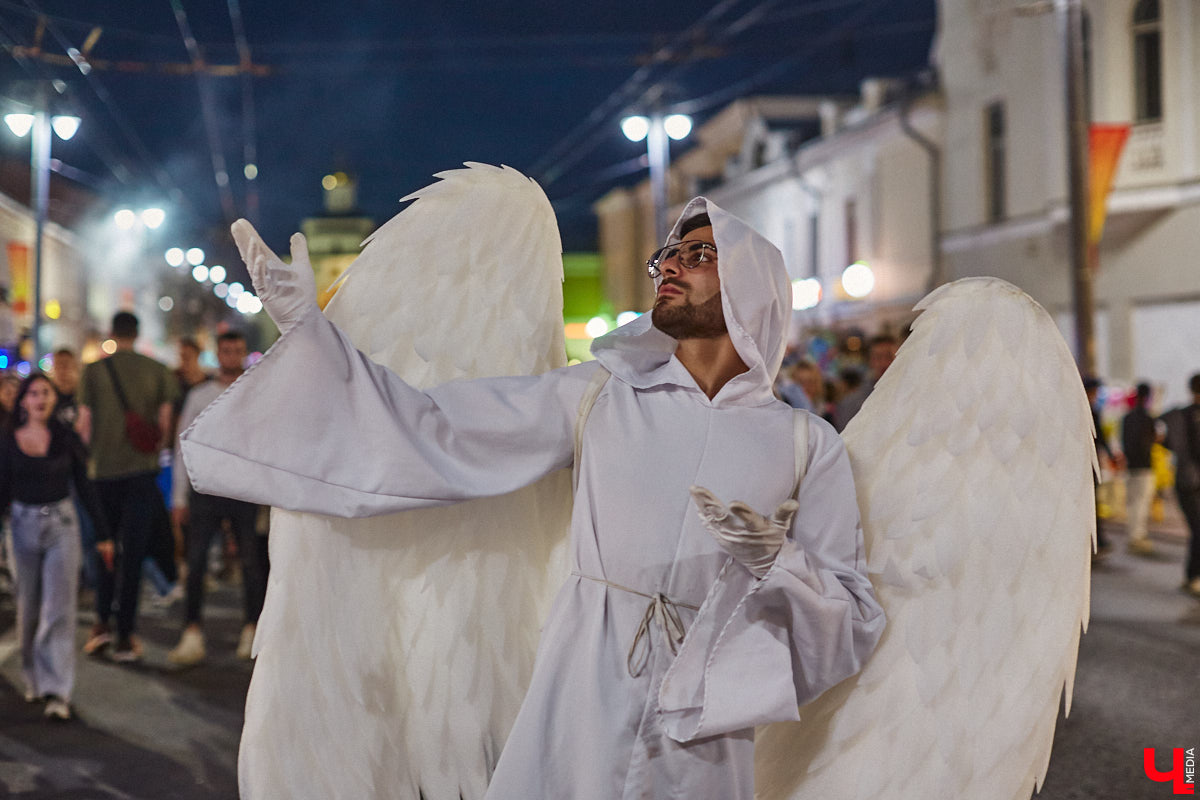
top-left (181, 197), bottom-right (885, 799)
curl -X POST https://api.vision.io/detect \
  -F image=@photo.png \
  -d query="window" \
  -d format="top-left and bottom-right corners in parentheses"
top-left (985, 102), bottom-right (1006, 223)
top-left (1133, 0), bottom-right (1163, 123)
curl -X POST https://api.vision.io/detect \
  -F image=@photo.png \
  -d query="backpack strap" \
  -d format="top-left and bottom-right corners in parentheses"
top-left (573, 366), bottom-right (611, 493)
top-left (791, 410), bottom-right (810, 500)
top-left (102, 357), bottom-right (132, 412)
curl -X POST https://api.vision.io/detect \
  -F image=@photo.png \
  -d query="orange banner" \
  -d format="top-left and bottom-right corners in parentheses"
top-left (6, 242), bottom-right (29, 316)
top-left (1088, 124), bottom-right (1131, 246)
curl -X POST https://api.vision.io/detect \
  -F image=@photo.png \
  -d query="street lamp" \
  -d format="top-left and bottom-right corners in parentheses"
top-left (621, 111), bottom-right (692, 244)
top-left (3, 93), bottom-right (81, 359)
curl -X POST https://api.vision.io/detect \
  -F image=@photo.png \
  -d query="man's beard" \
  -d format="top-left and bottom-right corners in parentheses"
top-left (652, 289), bottom-right (727, 340)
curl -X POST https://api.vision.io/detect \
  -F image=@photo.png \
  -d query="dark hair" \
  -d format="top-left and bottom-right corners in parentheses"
top-left (111, 311), bottom-right (139, 339)
top-left (178, 337), bottom-right (201, 353)
top-left (11, 372), bottom-right (56, 429)
top-left (679, 213), bottom-right (712, 238)
top-left (1190, 373), bottom-right (1200, 395)
top-left (1082, 376), bottom-right (1101, 392)
top-left (868, 334), bottom-right (898, 351)
top-left (1135, 382), bottom-right (1151, 402)
top-left (53, 348), bottom-right (75, 360)
top-left (217, 330), bottom-right (246, 345)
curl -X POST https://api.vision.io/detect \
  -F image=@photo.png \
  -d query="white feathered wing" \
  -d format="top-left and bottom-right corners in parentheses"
top-left (754, 277), bottom-right (1095, 799)
top-left (238, 163), bottom-right (572, 800)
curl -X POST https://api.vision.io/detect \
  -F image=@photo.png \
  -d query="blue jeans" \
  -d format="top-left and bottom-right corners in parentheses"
top-left (9, 498), bottom-right (81, 701)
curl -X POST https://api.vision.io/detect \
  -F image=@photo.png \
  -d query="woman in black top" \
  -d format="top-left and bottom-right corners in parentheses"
top-left (1, 372), bottom-right (111, 720)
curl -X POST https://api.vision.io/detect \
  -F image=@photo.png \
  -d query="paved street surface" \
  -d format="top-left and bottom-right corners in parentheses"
top-left (0, 513), bottom-right (1197, 799)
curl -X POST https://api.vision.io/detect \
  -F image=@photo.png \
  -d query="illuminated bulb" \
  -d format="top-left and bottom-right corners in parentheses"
top-left (585, 316), bottom-right (610, 338)
top-left (209, 265), bottom-right (226, 283)
top-left (141, 208), bottom-right (165, 229)
top-left (214, 283), bottom-right (229, 298)
top-left (225, 293), bottom-right (239, 309)
top-left (102, 339), bottom-right (117, 355)
top-left (165, 248), bottom-right (185, 267)
top-left (616, 311), bottom-right (641, 327)
top-left (4, 113), bottom-right (33, 137)
top-left (621, 115), bottom-right (650, 143)
top-left (44, 299), bottom-right (61, 320)
top-left (244, 163), bottom-right (258, 180)
top-left (228, 282), bottom-right (244, 297)
top-left (664, 114), bottom-right (692, 141)
top-left (186, 247), bottom-right (205, 266)
top-left (114, 209), bottom-right (137, 229)
top-left (321, 174), bottom-right (338, 191)
top-left (791, 278), bottom-right (822, 310)
top-left (192, 265), bottom-right (209, 282)
top-left (841, 262), bottom-right (875, 299)
top-left (158, 296), bottom-right (174, 311)
top-left (51, 115), bottom-right (80, 140)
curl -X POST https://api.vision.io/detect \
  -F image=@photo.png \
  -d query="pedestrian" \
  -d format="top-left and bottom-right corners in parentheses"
top-left (1085, 376), bottom-right (1120, 559)
top-left (183, 201), bottom-right (885, 798)
top-left (833, 334), bottom-right (896, 431)
top-left (0, 373), bottom-right (112, 719)
top-left (77, 311), bottom-right (178, 662)
top-left (1122, 382), bottom-right (1158, 556)
top-left (0, 372), bottom-right (18, 428)
top-left (1162, 374), bottom-right (1200, 597)
top-left (171, 337), bottom-right (209, 441)
top-left (168, 330), bottom-right (267, 666)
top-left (50, 348), bottom-right (83, 434)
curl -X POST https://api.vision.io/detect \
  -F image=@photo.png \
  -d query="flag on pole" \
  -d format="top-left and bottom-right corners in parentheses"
top-left (1088, 124), bottom-right (1131, 247)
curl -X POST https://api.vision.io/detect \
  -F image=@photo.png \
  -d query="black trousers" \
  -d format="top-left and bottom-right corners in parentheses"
top-left (1179, 488), bottom-right (1200, 582)
top-left (184, 491), bottom-right (266, 626)
top-left (94, 472), bottom-right (169, 639)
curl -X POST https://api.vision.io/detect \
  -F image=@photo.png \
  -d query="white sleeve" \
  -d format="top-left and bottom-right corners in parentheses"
top-left (180, 305), bottom-right (592, 518)
top-left (658, 416), bottom-right (885, 741)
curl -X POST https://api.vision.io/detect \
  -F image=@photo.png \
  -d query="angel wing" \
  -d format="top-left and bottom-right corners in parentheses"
top-left (238, 163), bottom-right (573, 800)
top-left (754, 277), bottom-right (1095, 800)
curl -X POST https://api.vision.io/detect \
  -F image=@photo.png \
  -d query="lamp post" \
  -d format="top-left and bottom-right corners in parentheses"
top-left (4, 86), bottom-right (80, 360)
top-left (621, 112), bottom-right (693, 244)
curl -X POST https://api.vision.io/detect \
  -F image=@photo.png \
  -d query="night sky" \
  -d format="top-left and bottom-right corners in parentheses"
top-left (0, 0), bottom-right (936, 266)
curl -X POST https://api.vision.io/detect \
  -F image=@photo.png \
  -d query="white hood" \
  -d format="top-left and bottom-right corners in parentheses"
top-left (591, 197), bottom-right (792, 408)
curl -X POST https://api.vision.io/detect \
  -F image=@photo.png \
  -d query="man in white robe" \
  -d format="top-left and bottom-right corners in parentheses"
top-left (182, 197), bottom-right (885, 799)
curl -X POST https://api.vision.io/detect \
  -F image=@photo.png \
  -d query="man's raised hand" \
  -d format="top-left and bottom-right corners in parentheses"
top-left (690, 485), bottom-right (798, 578)
top-left (231, 219), bottom-right (318, 334)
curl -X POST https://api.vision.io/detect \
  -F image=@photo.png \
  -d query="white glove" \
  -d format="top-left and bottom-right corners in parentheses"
top-left (690, 485), bottom-right (799, 578)
top-left (231, 219), bottom-right (318, 334)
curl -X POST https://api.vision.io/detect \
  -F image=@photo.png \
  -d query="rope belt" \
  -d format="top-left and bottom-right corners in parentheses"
top-left (572, 571), bottom-right (701, 678)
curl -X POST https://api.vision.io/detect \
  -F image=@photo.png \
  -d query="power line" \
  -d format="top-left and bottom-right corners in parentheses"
top-left (169, 0), bottom-right (236, 224)
top-left (226, 0), bottom-right (259, 225)
top-left (527, 0), bottom-right (747, 184)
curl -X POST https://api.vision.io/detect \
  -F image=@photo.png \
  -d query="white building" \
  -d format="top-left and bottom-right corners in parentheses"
top-left (938, 0), bottom-right (1200, 407)
top-left (596, 0), bottom-right (1200, 406)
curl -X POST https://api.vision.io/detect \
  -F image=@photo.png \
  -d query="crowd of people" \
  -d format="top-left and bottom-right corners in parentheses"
top-left (773, 330), bottom-right (1200, 598)
top-left (0, 311), bottom-right (269, 721)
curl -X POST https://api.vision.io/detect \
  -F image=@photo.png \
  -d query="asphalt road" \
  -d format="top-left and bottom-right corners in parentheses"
top-left (0, 522), bottom-right (1196, 799)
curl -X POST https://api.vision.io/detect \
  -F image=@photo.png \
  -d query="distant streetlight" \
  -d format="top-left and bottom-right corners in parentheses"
top-left (140, 207), bottom-right (166, 229)
top-left (165, 247), bottom-right (185, 267)
top-left (791, 277), bottom-right (823, 310)
top-left (841, 262), bottom-right (875, 299)
top-left (186, 247), bottom-right (205, 266)
top-left (208, 265), bottom-right (226, 283)
top-left (621, 111), bottom-right (692, 243)
top-left (3, 87), bottom-right (81, 359)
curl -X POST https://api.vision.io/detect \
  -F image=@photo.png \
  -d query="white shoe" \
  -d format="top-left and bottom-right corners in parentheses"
top-left (1186, 577), bottom-right (1200, 598)
top-left (152, 583), bottom-right (185, 609)
top-left (44, 696), bottom-right (71, 720)
top-left (236, 624), bottom-right (256, 660)
top-left (168, 628), bottom-right (206, 666)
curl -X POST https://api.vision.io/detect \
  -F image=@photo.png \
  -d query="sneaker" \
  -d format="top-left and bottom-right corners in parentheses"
top-left (152, 583), bottom-right (185, 609)
top-left (1185, 577), bottom-right (1200, 598)
top-left (236, 624), bottom-right (256, 660)
top-left (112, 635), bottom-right (144, 664)
top-left (167, 628), bottom-right (206, 667)
top-left (23, 687), bottom-right (39, 704)
top-left (1127, 539), bottom-right (1156, 556)
top-left (83, 623), bottom-right (113, 656)
top-left (43, 696), bottom-right (71, 721)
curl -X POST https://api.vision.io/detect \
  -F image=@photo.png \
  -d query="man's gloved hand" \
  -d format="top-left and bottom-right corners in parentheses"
top-left (231, 218), bottom-right (318, 334)
top-left (690, 486), bottom-right (799, 579)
